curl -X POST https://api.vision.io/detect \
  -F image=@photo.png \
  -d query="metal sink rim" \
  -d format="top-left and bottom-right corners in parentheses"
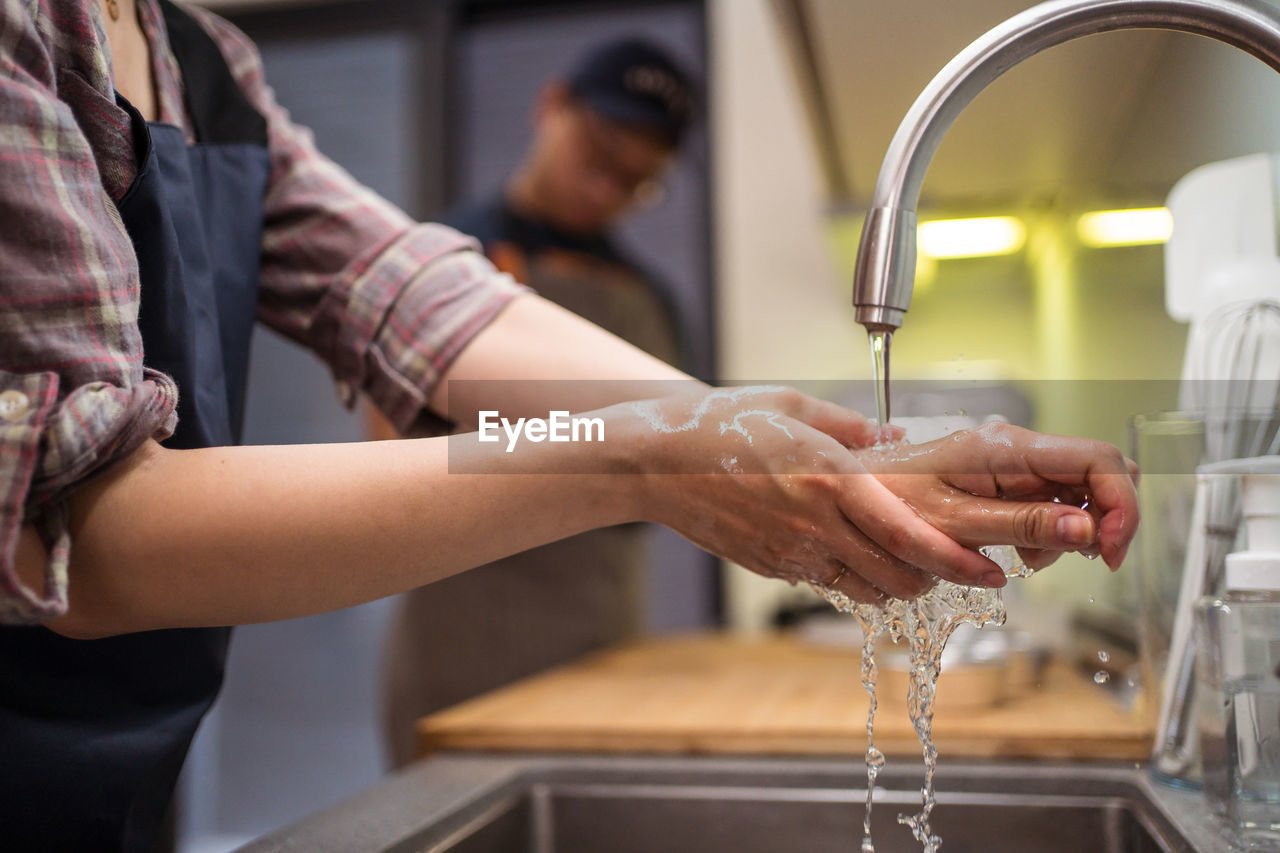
top-left (233, 754), bottom-right (1219, 853)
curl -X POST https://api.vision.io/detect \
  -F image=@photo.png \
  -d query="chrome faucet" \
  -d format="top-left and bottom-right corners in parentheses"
top-left (852, 0), bottom-right (1280, 333)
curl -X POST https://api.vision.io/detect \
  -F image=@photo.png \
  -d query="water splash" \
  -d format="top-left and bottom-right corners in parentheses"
top-left (1007, 558), bottom-right (1036, 579)
top-left (812, 545), bottom-right (1024, 852)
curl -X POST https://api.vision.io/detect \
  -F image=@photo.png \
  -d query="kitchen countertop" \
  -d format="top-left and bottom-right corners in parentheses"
top-left (417, 633), bottom-right (1152, 761)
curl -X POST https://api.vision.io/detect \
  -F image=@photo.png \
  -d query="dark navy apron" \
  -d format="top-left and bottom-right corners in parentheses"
top-left (0, 4), bottom-right (268, 850)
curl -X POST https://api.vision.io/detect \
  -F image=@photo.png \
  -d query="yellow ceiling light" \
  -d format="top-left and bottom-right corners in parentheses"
top-left (1077, 207), bottom-right (1173, 247)
top-left (916, 216), bottom-right (1027, 259)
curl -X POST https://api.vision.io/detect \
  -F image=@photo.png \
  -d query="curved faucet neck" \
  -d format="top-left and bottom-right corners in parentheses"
top-left (852, 0), bottom-right (1280, 332)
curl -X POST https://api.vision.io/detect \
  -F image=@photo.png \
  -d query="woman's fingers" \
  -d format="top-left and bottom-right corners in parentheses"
top-left (1018, 436), bottom-right (1139, 570)
top-left (821, 529), bottom-right (938, 600)
top-left (942, 425), bottom-right (1140, 570)
top-left (820, 559), bottom-right (891, 605)
top-left (930, 494), bottom-right (1098, 552)
top-left (783, 394), bottom-right (902, 448)
top-left (836, 473), bottom-right (1007, 588)
top-left (654, 389), bottom-right (1140, 605)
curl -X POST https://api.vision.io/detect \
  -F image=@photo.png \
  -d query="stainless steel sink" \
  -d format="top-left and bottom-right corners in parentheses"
top-left (236, 755), bottom-right (1222, 852)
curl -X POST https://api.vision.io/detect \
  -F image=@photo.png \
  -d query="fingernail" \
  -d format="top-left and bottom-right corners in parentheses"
top-left (981, 571), bottom-right (1007, 588)
top-left (1057, 514), bottom-right (1093, 547)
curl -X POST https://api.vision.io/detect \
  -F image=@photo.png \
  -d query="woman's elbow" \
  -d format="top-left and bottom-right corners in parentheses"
top-left (41, 600), bottom-right (132, 639)
top-left (9, 524), bottom-right (110, 638)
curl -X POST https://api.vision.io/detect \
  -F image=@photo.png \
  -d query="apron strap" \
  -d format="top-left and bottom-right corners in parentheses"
top-left (159, 0), bottom-right (268, 146)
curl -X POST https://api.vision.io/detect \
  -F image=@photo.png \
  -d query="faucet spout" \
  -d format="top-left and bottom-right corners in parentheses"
top-left (852, 0), bottom-right (1280, 332)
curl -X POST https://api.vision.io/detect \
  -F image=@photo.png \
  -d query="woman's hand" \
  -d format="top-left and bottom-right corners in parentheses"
top-left (859, 421), bottom-right (1140, 574)
top-left (622, 387), bottom-right (987, 603)
top-left (626, 389), bottom-right (1139, 605)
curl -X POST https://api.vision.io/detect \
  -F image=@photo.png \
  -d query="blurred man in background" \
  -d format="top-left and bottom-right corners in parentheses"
top-left (380, 37), bottom-right (697, 767)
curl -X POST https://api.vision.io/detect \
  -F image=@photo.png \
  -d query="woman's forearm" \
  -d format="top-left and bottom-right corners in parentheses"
top-left (50, 428), bottom-right (645, 638)
top-left (429, 294), bottom-right (697, 425)
top-left (28, 296), bottom-right (690, 639)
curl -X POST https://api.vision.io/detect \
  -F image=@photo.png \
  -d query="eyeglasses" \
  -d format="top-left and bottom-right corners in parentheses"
top-left (571, 104), bottom-right (669, 208)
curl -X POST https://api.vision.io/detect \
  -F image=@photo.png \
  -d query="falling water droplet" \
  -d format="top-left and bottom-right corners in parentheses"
top-left (1088, 595), bottom-right (1095, 604)
top-left (1097, 650), bottom-right (1110, 663)
top-left (1094, 671), bottom-right (1110, 685)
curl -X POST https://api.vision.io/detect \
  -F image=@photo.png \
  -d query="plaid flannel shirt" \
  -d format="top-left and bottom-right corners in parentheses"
top-left (0, 0), bottom-right (527, 622)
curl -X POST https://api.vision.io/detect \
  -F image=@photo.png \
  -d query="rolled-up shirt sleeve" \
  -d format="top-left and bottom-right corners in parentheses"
top-left (192, 9), bottom-right (530, 436)
top-left (0, 0), bottom-right (178, 622)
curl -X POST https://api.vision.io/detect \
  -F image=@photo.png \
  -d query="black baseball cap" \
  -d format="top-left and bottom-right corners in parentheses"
top-left (565, 37), bottom-right (697, 148)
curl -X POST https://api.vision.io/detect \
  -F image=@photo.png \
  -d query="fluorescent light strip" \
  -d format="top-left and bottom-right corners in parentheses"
top-left (1077, 207), bottom-right (1172, 247)
top-left (917, 216), bottom-right (1026, 259)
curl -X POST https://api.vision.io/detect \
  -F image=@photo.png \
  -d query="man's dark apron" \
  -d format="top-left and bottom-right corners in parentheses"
top-left (0, 4), bottom-right (268, 850)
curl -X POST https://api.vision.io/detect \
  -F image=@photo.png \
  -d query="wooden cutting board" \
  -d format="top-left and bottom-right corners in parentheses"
top-left (417, 634), bottom-right (1153, 760)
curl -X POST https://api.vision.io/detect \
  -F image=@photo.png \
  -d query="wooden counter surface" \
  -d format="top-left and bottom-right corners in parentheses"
top-left (417, 634), bottom-right (1152, 761)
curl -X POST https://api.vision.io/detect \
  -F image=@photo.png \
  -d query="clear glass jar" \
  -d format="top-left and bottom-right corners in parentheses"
top-left (1195, 588), bottom-right (1280, 844)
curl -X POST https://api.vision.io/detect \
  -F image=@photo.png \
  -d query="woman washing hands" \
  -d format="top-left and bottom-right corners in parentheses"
top-left (547, 385), bottom-right (1140, 606)
top-left (25, 381), bottom-right (1137, 637)
top-left (7, 366), bottom-right (1137, 852)
top-left (0, 0), bottom-right (1136, 848)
